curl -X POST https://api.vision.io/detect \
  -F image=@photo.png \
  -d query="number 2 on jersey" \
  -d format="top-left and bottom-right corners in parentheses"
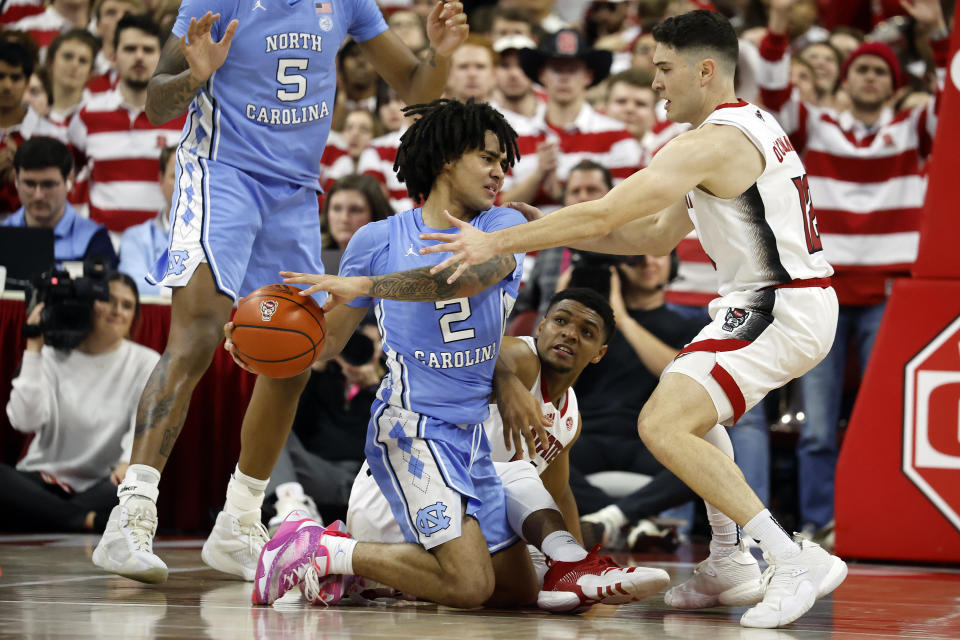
top-left (436, 299), bottom-right (475, 343)
top-left (792, 174), bottom-right (822, 254)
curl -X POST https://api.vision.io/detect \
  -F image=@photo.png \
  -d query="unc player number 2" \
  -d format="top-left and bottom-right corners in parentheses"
top-left (436, 299), bottom-right (475, 343)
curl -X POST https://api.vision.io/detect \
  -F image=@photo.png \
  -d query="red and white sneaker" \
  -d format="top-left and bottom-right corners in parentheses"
top-left (537, 545), bottom-right (671, 613)
top-left (251, 510), bottom-right (326, 605)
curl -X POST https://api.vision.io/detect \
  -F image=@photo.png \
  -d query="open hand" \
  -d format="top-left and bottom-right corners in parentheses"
top-left (426, 1), bottom-right (468, 57)
top-left (280, 271), bottom-right (369, 312)
top-left (418, 210), bottom-right (497, 283)
top-left (181, 12), bottom-right (239, 84)
top-left (900, 0), bottom-right (947, 33)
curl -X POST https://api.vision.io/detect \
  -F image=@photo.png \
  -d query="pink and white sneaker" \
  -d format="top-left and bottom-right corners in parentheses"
top-left (299, 520), bottom-right (358, 606)
top-left (251, 509), bottom-right (326, 605)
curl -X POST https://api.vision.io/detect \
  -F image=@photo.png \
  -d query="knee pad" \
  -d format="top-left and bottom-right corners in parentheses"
top-left (496, 460), bottom-right (559, 537)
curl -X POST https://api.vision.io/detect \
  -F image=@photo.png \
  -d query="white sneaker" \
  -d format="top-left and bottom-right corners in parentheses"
top-left (201, 510), bottom-right (270, 581)
top-left (740, 539), bottom-right (847, 628)
top-left (664, 542), bottom-right (764, 609)
top-left (92, 501), bottom-right (168, 584)
top-left (268, 482), bottom-right (322, 535)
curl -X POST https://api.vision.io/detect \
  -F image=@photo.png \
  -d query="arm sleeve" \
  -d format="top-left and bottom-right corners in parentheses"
top-left (755, 30), bottom-right (810, 151)
top-left (5, 351), bottom-right (53, 435)
top-left (337, 220), bottom-right (390, 308)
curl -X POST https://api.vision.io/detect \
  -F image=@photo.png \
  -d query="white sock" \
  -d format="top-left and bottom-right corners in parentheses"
top-left (225, 465), bottom-right (269, 518)
top-left (323, 534), bottom-right (357, 574)
top-left (528, 546), bottom-right (549, 585)
top-left (118, 464), bottom-right (161, 505)
top-left (541, 530), bottom-right (588, 563)
top-left (702, 425), bottom-right (741, 557)
top-left (743, 509), bottom-right (800, 559)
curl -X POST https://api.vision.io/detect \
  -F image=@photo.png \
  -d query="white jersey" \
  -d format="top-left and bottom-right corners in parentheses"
top-left (686, 100), bottom-right (833, 301)
top-left (484, 336), bottom-right (579, 474)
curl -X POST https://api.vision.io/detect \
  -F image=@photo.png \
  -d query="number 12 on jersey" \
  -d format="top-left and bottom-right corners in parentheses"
top-left (792, 174), bottom-right (822, 254)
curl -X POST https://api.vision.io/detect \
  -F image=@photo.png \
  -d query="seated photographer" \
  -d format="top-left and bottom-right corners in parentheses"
top-left (1, 271), bottom-right (159, 532)
top-left (1, 136), bottom-right (117, 268)
top-left (264, 319), bottom-right (382, 528)
top-left (564, 252), bottom-right (704, 549)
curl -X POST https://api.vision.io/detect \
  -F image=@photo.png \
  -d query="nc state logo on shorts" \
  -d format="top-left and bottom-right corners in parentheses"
top-left (259, 299), bottom-right (278, 322)
top-left (722, 308), bottom-right (749, 332)
top-left (565, 416), bottom-right (574, 431)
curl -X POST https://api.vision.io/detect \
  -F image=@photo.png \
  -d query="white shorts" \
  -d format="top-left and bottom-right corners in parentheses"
top-left (665, 284), bottom-right (838, 426)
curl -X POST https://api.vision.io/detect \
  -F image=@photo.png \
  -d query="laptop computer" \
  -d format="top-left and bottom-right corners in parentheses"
top-left (0, 226), bottom-right (55, 289)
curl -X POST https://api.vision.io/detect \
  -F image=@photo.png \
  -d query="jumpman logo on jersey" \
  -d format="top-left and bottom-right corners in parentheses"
top-left (405, 244), bottom-right (417, 257)
top-left (253, 0), bottom-right (266, 11)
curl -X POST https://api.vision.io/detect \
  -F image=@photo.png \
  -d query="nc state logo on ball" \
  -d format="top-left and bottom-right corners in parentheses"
top-left (259, 300), bottom-right (278, 322)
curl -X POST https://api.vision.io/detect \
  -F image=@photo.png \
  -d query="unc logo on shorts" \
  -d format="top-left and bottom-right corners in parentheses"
top-left (259, 300), bottom-right (278, 322)
top-left (722, 308), bottom-right (749, 332)
top-left (415, 501), bottom-right (451, 537)
top-left (166, 250), bottom-right (189, 276)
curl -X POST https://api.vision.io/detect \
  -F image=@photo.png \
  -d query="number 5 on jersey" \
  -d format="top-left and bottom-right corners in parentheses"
top-left (792, 174), bottom-right (822, 254)
top-left (276, 59), bottom-right (308, 101)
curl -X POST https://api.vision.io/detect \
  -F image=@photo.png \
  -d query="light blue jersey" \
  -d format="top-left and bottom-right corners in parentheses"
top-left (172, 0), bottom-right (387, 188)
top-left (339, 206), bottom-right (527, 425)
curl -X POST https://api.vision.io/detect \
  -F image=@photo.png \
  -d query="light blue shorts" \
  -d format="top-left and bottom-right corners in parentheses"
top-left (147, 148), bottom-right (324, 302)
top-left (364, 398), bottom-right (519, 553)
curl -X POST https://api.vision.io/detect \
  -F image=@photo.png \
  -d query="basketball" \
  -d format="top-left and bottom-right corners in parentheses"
top-left (231, 284), bottom-right (326, 378)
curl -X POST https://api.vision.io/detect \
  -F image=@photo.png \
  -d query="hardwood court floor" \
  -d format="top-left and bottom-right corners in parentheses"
top-left (1, 534), bottom-right (958, 640)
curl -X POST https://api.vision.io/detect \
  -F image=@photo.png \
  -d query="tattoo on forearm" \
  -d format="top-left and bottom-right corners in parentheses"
top-left (369, 255), bottom-right (516, 301)
top-left (146, 72), bottom-right (203, 124)
top-left (146, 37), bottom-right (201, 124)
top-left (426, 47), bottom-right (437, 68)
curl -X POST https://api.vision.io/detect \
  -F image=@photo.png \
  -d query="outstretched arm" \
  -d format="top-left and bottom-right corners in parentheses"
top-left (146, 12), bottom-right (238, 124)
top-left (420, 126), bottom-right (754, 281)
top-left (361, 1), bottom-right (467, 106)
top-left (280, 253), bottom-right (517, 311)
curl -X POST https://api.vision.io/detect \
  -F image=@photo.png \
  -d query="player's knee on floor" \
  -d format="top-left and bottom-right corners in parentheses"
top-left (432, 520), bottom-right (497, 608)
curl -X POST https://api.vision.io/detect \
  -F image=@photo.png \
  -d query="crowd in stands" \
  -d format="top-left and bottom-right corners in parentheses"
top-left (1, 0), bottom-right (953, 551)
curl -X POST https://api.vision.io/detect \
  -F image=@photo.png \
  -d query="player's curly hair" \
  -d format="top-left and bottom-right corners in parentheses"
top-left (394, 98), bottom-right (520, 205)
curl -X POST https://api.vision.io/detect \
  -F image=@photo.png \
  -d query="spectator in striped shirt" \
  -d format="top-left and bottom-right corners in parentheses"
top-left (491, 34), bottom-right (544, 120)
top-left (46, 30), bottom-right (99, 130)
top-left (10, 0), bottom-right (91, 55)
top-left (88, 0), bottom-right (145, 87)
top-left (68, 13), bottom-right (184, 235)
top-left (445, 35), bottom-right (497, 102)
top-left (0, 41), bottom-right (67, 215)
top-left (502, 29), bottom-right (642, 212)
top-left (757, 0), bottom-right (950, 540)
top-left (23, 66), bottom-right (52, 118)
